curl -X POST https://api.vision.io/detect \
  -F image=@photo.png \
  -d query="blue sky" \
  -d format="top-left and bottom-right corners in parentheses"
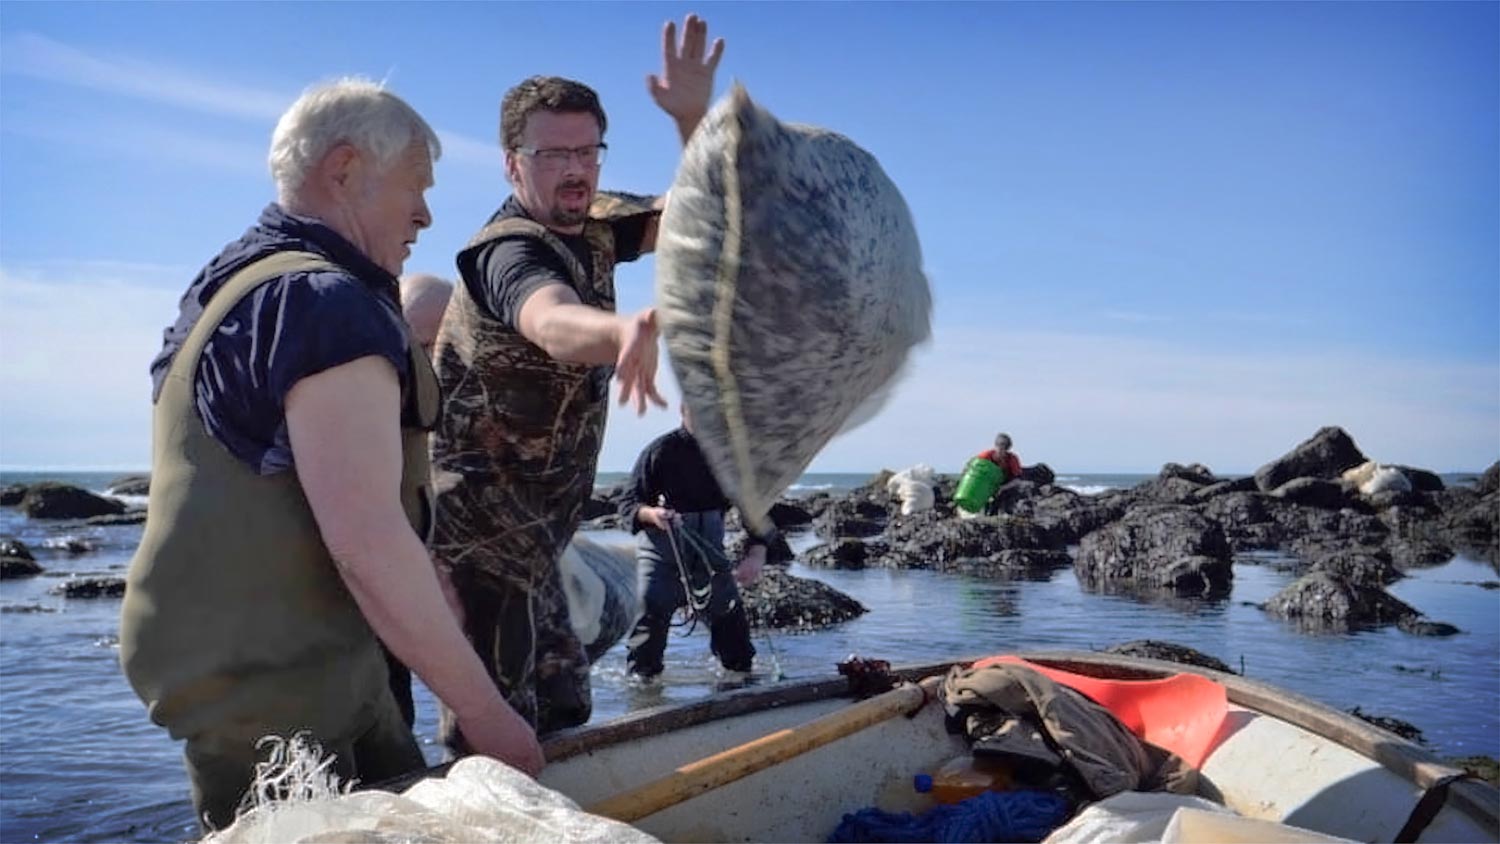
top-left (1, 2), bottom-right (1495, 474)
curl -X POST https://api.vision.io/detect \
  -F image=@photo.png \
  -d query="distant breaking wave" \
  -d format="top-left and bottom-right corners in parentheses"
top-left (1061, 484), bottom-right (1113, 495)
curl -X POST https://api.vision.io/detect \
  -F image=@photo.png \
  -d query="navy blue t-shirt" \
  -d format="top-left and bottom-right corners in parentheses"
top-left (149, 204), bottom-right (411, 475)
top-left (463, 195), bottom-right (652, 327)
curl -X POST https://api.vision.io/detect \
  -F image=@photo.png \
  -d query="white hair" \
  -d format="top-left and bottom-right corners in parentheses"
top-left (269, 77), bottom-right (441, 203)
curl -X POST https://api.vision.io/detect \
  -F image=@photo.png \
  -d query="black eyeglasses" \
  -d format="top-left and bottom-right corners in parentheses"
top-left (514, 143), bottom-right (608, 170)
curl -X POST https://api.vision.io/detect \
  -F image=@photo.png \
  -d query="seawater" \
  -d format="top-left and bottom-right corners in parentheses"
top-left (1, 471), bottom-right (1495, 843)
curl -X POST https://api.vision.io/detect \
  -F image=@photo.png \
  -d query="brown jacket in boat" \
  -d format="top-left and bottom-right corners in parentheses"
top-left (941, 662), bottom-right (1198, 799)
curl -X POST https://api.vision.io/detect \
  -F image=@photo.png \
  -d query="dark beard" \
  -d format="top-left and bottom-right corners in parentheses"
top-left (550, 205), bottom-right (587, 227)
top-left (548, 181), bottom-right (591, 227)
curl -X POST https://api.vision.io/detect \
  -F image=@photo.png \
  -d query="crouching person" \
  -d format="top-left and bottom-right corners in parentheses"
top-left (118, 78), bottom-right (542, 833)
top-left (618, 405), bottom-right (770, 682)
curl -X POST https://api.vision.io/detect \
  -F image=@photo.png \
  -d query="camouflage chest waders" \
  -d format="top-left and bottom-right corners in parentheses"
top-left (431, 196), bottom-right (643, 735)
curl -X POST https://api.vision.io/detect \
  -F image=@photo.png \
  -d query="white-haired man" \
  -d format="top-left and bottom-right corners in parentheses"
top-left (120, 78), bottom-right (542, 832)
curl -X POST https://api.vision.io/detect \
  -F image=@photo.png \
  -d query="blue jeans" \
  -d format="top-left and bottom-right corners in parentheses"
top-left (626, 511), bottom-right (755, 677)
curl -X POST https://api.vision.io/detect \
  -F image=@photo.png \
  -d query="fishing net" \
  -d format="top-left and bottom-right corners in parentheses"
top-left (655, 84), bottom-right (931, 536)
top-left (205, 741), bottom-right (657, 844)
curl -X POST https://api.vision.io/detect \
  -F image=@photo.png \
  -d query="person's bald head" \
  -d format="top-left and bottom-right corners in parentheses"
top-left (399, 273), bottom-right (453, 357)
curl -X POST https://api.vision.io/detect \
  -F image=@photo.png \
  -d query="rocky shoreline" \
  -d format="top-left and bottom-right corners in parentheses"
top-left (1, 427), bottom-right (1495, 780)
top-left (4, 427), bottom-right (1496, 634)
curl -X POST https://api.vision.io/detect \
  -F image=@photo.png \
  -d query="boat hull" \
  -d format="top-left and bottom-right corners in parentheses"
top-left (536, 651), bottom-right (1499, 843)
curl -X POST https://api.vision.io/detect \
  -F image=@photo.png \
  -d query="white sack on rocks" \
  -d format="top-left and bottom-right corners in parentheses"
top-left (887, 464), bottom-right (937, 515)
top-left (1340, 461), bottom-right (1413, 496)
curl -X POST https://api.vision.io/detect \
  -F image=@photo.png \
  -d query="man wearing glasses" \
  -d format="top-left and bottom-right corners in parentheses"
top-left (428, 15), bottom-right (724, 746)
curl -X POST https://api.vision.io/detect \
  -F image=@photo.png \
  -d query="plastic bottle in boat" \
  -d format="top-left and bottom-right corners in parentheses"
top-left (913, 754), bottom-right (1014, 804)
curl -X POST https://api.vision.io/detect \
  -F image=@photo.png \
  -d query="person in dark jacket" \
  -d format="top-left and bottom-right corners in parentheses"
top-left (617, 405), bottom-right (769, 681)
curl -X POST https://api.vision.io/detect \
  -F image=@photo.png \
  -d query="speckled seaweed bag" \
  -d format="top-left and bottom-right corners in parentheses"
top-left (655, 85), bottom-right (932, 535)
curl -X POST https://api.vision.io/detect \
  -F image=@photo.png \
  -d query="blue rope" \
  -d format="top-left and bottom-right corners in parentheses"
top-left (828, 789), bottom-right (1071, 843)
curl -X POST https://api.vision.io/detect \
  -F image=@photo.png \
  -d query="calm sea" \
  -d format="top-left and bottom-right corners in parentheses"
top-left (1, 470), bottom-right (1495, 843)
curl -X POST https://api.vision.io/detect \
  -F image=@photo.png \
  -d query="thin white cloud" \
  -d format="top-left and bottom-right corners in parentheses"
top-left (435, 129), bottom-right (502, 171)
top-left (1, 32), bottom-right (290, 122)
top-left (5, 117), bottom-right (266, 174)
top-left (1101, 310), bottom-right (1169, 323)
top-left (0, 263), bottom-right (183, 469)
top-left (0, 32), bottom-right (499, 171)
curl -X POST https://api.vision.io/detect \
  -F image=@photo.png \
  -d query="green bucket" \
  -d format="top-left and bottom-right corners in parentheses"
top-left (954, 457), bottom-right (1005, 513)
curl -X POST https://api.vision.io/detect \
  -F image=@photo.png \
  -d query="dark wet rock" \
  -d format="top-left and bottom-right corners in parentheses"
top-left (19, 483), bottom-right (125, 520)
top-left (851, 470), bottom-right (897, 499)
top-left (1022, 490), bottom-right (1130, 546)
top-left (1, 557), bottom-right (44, 578)
top-left (768, 500), bottom-right (814, 529)
top-left (1362, 488), bottom-right (1423, 511)
top-left (814, 498), bottom-right (890, 540)
top-left (933, 549), bottom-right (1072, 577)
top-left (1190, 476), bottom-right (1258, 502)
top-left (1, 538), bottom-right (34, 561)
top-left (1477, 461), bottom-right (1500, 495)
top-left (51, 576), bottom-right (127, 599)
top-left (577, 514), bottom-right (623, 531)
top-left (1349, 707), bottom-right (1425, 743)
top-left (41, 536), bottom-right (95, 554)
top-left (0, 484), bottom-right (27, 506)
top-left (796, 490), bottom-right (840, 524)
top-left (1262, 571), bottom-right (1415, 627)
top-left (1386, 536), bottom-right (1455, 570)
top-left (727, 531), bottom-right (796, 566)
top-left (1389, 465), bottom-right (1444, 493)
top-left (990, 480), bottom-right (1043, 514)
top-left (1, 603), bottom-right (57, 613)
top-left (882, 512), bottom-right (1058, 570)
top-left (1397, 616), bottom-right (1461, 637)
top-left (85, 511), bottom-right (149, 527)
top-left (1105, 640), bottom-right (1233, 674)
top-left (1271, 477), bottom-right (1352, 510)
top-left (1223, 523), bottom-right (1287, 552)
top-left (1019, 463), bottom-right (1056, 486)
top-left (1254, 426), bottom-right (1368, 493)
top-left (1280, 510), bottom-right (1389, 554)
top-left (1160, 463), bottom-right (1218, 485)
top-left (1306, 548), bottom-right (1402, 587)
top-left (1202, 492), bottom-right (1278, 528)
top-left (1133, 476), bottom-right (1208, 505)
top-left (1075, 505), bottom-right (1233, 594)
top-left (739, 569), bottom-right (866, 631)
top-left (580, 483), bottom-right (628, 522)
top-left (1436, 491), bottom-right (1498, 558)
top-left (803, 538), bottom-right (878, 570)
top-left (1201, 490), bottom-right (1287, 553)
top-left (105, 474), bottom-right (151, 496)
